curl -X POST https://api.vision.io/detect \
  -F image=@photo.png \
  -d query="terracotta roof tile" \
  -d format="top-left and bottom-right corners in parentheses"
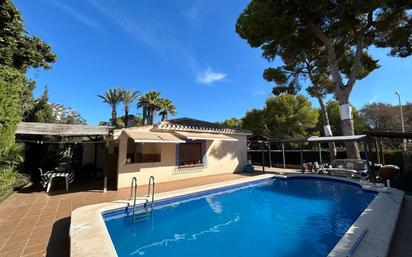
top-left (155, 118), bottom-right (251, 135)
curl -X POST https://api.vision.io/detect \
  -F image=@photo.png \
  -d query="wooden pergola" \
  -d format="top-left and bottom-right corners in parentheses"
top-left (364, 131), bottom-right (412, 165)
top-left (15, 122), bottom-right (114, 192)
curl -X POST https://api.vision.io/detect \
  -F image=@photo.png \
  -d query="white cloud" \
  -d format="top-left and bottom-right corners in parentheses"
top-left (51, 0), bottom-right (103, 31)
top-left (197, 67), bottom-right (227, 85)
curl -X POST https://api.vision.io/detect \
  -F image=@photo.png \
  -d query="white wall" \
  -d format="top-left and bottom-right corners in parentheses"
top-left (115, 134), bottom-right (248, 187)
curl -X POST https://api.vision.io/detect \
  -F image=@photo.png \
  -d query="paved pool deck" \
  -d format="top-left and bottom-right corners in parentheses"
top-left (0, 168), bottom-right (409, 257)
top-left (0, 172), bottom-right (264, 257)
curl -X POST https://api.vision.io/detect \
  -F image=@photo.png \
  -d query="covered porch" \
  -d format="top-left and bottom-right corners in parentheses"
top-left (15, 122), bottom-right (115, 193)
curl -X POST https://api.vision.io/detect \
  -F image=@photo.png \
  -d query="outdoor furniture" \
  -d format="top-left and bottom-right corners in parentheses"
top-left (328, 159), bottom-right (369, 179)
top-left (39, 168), bottom-right (75, 193)
top-left (313, 162), bottom-right (328, 175)
top-left (38, 168), bottom-right (52, 189)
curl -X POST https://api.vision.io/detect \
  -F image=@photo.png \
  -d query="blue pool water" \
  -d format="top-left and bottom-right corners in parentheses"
top-left (103, 177), bottom-right (376, 257)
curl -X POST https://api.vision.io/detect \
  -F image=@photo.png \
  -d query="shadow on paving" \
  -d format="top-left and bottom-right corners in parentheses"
top-left (47, 217), bottom-right (70, 257)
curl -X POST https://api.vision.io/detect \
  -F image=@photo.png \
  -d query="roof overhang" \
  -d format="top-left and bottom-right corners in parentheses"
top-left (15, 122), bottom-right (112, 137)
top-left (307, 135), bottom-right (367, 143)
top-left (123, 130), bottom-right (185, 144)
top-left (174, 131), bottom-right (238, 141)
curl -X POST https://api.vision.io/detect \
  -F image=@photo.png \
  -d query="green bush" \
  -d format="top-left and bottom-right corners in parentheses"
top-left (0, 65), bottom-right (24, 151)
top-left (0, 143), bottom-right (24, 170)
top-left (0, 168), bottom-right (28, 202)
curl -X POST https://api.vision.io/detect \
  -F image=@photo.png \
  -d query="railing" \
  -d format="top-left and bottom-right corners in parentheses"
top-left (146, 176), bottom-right (155, 207)
top-left (128, 177), bottom-right (138, 214)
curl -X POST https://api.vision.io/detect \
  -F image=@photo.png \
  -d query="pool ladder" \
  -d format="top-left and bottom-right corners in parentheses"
top-left (127, 176), bottom-right (155, 214)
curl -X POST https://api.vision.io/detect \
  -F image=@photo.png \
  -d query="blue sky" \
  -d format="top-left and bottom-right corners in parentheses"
top-left (15, 0), bottom-right (412, 125)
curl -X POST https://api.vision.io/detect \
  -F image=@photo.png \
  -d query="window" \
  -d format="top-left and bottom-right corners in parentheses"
top-left (126, 139), bottom-right (161, 164)
top-left (179, 142), bottom-right (203, 167)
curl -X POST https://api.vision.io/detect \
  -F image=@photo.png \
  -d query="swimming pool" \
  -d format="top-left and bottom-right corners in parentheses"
top-left (102, 177), bottom-right (376, 257)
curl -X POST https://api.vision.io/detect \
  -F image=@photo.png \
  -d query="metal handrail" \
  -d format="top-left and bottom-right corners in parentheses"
top-left (146, 176), bottom-right (155, 207)
top-left (129, 177), bottom-right (138, 213)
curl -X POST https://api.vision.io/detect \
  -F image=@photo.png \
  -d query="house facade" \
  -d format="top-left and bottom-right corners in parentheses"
top-left (111, 118), bottom-right (251, 188)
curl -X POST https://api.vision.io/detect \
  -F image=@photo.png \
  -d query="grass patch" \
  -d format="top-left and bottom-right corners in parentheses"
top-left (0, 168), bottom-right (28, 202)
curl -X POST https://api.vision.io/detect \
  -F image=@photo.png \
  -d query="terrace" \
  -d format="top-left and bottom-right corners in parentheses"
top-left (0, 172), bottom-right (272, 257)
top-left (0, 169), bottom-right (410, 257)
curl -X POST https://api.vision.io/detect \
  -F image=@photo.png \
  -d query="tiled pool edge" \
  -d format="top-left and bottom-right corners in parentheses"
top-left (327, 183), bottom-right (404, 257)
top-left (70, 174), bottom-right (275, 257)
top-left (70, 174), bottom-right (404, 257)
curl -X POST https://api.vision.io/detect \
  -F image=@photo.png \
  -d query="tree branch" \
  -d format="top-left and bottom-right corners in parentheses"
top-left (306, 21), bottom-right (345, 90)
top-left (346, 10), bottom-right (375, 93)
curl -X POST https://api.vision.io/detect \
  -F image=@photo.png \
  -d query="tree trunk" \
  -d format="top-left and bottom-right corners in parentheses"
top-left (111, 107), bottom-right (117, 127)
top-left (161, 113), bottom-right (167, 121)
top-left (124, 109), bottom-right (129, 128)
top-left (317, 96), bottom-right (337, 161)
top-left (336, 93), bottom-right (360, 159)
top-left (147, 108), bottom-right (154, 125)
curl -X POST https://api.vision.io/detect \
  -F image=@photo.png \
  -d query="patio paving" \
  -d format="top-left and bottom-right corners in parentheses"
top-left (1, 169), bottom-right (408, 257)
top-left (0, 172), bottom-right (257, 257)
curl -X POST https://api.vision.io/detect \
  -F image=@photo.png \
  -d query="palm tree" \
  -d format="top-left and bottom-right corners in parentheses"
top-left (98, 88), bottom-right (122, 127)
top-left (119, 88), bottom-right (140, 127)
top-left (159, 98), bottom-right (176, 121)
top-left (137, 91), bottom-right (162, 125)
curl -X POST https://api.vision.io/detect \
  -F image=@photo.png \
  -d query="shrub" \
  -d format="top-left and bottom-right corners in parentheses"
top-left (0, 168), bottom-right (28, 202)
top-left (0, 65), bottom-right (24, 151)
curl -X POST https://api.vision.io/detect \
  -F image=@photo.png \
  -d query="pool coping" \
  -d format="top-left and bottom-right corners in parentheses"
top-left (69, 174), bottom-right (404, 257)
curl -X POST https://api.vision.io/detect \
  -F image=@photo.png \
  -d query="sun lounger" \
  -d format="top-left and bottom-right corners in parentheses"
top-left (329, 159), bottom-right (369, 179)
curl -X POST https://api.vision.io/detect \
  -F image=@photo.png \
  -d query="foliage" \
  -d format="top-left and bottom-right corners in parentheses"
top-left (98, 88), bottom-right (122, 127)
top-left (265, 94), bottom-right (319, 137)
top-left (0, 0), bottom-right (56, 72)
top-left (0, 65), bottom-right (24, 151)
top-left (158, 98), bottom-right (177, 121)
top-left (218, 117), bottom-right (242, 128)
top-left (236, 0), bottom-right (411, 96)
top-left (241, 109), bottom-right (268, 136)
top-left (24, 86), bottom-right (54, 123)
top-left (236, 0), bottom-right (411, 158)
top-left (133, 115), bottom-right (144, 127)
top-left (242, 94), bottom-right (319, 138)
top-left (0, 168), bottom-right (28, 201)
top-left (119, 88), bottom-right (140, 127)
top-left (50, 103), bottom-right (86, 124)
top-left (360, 102), bottom-right (412, 132)
top-left (137, 91), bottom-right (163, 125)
top-left (0, 144), bottom-right (24, 170)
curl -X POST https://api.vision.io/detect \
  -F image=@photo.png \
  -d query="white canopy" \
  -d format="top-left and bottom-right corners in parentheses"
top-left (174, 131), bottom-right (238, 141)
top-left (307, 135), bottom-right (367, 143)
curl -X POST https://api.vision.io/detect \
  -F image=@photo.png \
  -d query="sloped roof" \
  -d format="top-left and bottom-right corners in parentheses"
top-left (155, 118), bottom-right (251, 135)
top-left (16, 122), bottom-right (113, 137)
